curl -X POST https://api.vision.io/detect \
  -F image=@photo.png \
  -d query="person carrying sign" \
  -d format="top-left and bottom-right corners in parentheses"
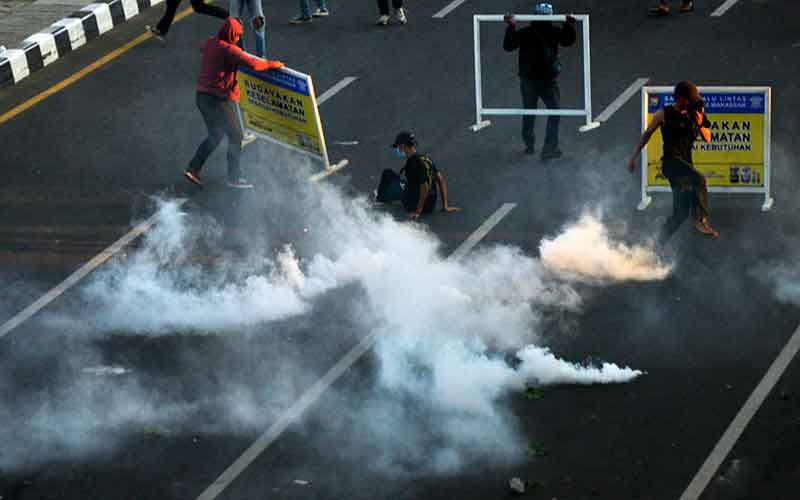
top-left (184, 18), bottom-right (284, 189)
top-left (503, 3), bottom-right (576, 160)
top-left (627, 81), bottom-right (719, 243)
top-left (375, 132), bottom-right (460, 220)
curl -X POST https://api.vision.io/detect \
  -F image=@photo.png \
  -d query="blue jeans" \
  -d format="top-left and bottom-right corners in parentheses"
top-left (300, 0), bottom-right (328, 17)
top-left (520, 77), bottom-right (561, 152)
top-left (230, 0), bottom-right (266, 57)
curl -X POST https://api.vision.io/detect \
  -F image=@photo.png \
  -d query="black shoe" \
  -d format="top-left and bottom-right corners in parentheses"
top-left (524, 145), bottom-right (536, 155)
top-left (540, 148), bottom-right (563, 160)
top-left (648, 5), bottom-right (670, 16)
top-left (184, 170), bottom-right (203, 187)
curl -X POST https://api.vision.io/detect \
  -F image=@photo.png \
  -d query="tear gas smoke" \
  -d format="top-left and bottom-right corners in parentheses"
top-left (3, 161), bottom-right (668, 473)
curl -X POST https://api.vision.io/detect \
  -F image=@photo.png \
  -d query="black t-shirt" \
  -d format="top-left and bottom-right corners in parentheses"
top-left (402, 153), bottom-right (438, 213)
top-left (660, 104), bottom-right (710, 179)
top-left (502, 22), bottom-right (576, 80)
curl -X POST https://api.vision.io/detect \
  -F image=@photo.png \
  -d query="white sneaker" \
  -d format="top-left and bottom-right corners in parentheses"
top-left (394, 7), bottom-right (407, 24)
top-left (312, 7), bottom-right (329, 17)
top-left (376, 14), bottom-right (390, 25)
top-left (241, 132), bottom-right (257, 147)
top-left (226, 177), bottom-right (254, 189)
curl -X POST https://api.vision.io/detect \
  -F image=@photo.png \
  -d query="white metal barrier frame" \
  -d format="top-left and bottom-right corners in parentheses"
top-left (638, 86), bottom-right (773, 212)
top-left (470, 14), bottom-right (600, 133)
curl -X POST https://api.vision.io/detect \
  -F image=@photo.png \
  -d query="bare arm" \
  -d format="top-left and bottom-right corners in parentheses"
top-left (436, 173), bottom-right (460, 213)
top-left (627, 108), bottom-right (664, 173)
top-left (409, 183), bottom-right (430, 220)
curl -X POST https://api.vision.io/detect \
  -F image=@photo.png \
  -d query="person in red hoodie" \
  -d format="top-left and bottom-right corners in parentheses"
top-left (185, 17), bottom-right (284, 189)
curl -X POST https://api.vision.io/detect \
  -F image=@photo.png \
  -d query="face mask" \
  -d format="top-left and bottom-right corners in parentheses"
top-left (394, 147), bottom-right (406, 159)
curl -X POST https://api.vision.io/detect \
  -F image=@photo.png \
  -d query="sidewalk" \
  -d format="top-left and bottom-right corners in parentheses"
top-left (0, 0), bottom-right (162, 88)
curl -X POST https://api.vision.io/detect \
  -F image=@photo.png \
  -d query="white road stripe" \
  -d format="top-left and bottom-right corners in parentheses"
top-left (711, 0), bottom-right (740, 17)
top-left (0, 199), bottom-right (189, 340)
top-left (679, 323), bottom-right (800, 500)
top-left (433, 0), bottom-right (468, 18)
top-left (595, 77), bottom-right (649, 123)
top-left (194, 202), bottom-right (517, 500)
top-left (317, 76), bottom-right (357, 105)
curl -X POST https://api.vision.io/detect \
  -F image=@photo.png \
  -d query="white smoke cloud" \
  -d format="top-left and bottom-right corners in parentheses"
top-left (540, 212), bottom-right (672, 284)
top-left (3, 165), bottom-right (669, 473)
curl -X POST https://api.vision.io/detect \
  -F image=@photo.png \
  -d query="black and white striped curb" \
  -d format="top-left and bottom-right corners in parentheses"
top-left (0, 0), bottom-right (165, 88)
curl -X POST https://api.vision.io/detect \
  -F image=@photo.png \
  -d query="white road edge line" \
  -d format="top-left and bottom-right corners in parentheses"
top-left (595, 77), bottom-right (649, 123)
top-left (195, 202), bottom-right (518, 500)
top-left (0, 198), bottom-right (189, 339)
top-left (433, 0), bottom-right (468, 18)
top-left (317, 76), bottom-right (357, 105)
top-left (710, 0), bottom-right (740, 17)
top-left (679, 323), bottom-right (800, 500)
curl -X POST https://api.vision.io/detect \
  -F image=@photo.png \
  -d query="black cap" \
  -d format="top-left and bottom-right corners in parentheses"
top-left (391, 131), bottom-right (417, 148)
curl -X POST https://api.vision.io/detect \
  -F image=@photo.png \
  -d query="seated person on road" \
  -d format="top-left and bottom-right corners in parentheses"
top-left (375, 131), bottom-right (460, 221)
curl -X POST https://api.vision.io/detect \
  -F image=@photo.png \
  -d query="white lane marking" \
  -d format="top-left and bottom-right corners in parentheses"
top-left (433, 0), bottom-right (468, 18)
top-left (317, 76), bottom-right (357, 105)
top-left (0, 199), bottom-right (188, 340)
top-left (595, 77), bottom-right (649, 123)
top-left (711, 0), bottom-right (740, 17)
top-left (449, 203), bottom-right (516, 260)
top-left (679, 323), bottom-right (800, 500)
top-left (194, 202), bottom-right (517, 500)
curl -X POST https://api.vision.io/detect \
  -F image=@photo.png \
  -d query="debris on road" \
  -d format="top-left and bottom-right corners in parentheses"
top-left (528, 441), bottom-right (549, 457)
top-left (523, 386), bottom-right (545, 400)
top-left (509, 477), bottom-right (525, 494)
top-left (81, 365), bottom-right (131, 376)
top-left (293, 479), bottom-right (310, 486)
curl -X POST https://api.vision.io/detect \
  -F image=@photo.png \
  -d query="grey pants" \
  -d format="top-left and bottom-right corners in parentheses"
top-left (189, 92), bottom-right (244, 180)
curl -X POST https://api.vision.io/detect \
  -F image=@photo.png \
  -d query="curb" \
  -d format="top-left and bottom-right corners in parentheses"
top-left (0, 0), bottom-right (164, 88)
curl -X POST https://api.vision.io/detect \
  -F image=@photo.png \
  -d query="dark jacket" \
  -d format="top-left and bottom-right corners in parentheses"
top-left (503, 22), bottom-right (576, 80)
top-left (196, 18), bottom-right (281, 102)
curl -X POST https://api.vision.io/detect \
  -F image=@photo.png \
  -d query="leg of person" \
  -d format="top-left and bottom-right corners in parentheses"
top-left (189, 0), bottom-right (228, 19)
top-left (291, 0), bottom-right (312, 23)
top-left (688, 169), bottom-right (718, 236)
top-left (376, 169), bottom-right (406, 203)
top-left (315, 0), bottom-right (329, 14)
top-left (247, 0), bottom-right (266, 56)
top-left (376, 0), bottom-right (390, 24)
top-left (679, 0), bottom-right (694, 13)
top-left (220, 100), bottom-right (250, 188)
top-left (519, 77), bottom-right (538, 154)
top-left (153, 0), bottom-right (182, 36)
top-left (187, 93), bottom-right (227, 186)
top-left (392, 0), bottom-right (406, 24)
top-left (658, 178), bottom-right (693, 245)
top-left (540, 79), bottom-right (562, 160)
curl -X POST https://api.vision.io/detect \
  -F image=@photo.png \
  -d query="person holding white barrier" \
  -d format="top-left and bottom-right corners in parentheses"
top-left (627, 81), bottom-right (719, 243)
top-left (503, 3), bottom-right (576, 160)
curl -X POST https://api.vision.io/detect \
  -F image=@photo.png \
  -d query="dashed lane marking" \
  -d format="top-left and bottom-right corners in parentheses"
top-left (595, 77), bottom-right (649, 123)
top-left (317, 76), bottom-right (357, 105)
top-left (711, 0), bottom-right (740, 17)
top-left (679, 323), bottom-right (800, 499)
top-left (0, 199), bottom-right (189, 339)
top-left (432, 0), bottom-right (468, 18)
top-left (194, 202), bottom-right (518, 500)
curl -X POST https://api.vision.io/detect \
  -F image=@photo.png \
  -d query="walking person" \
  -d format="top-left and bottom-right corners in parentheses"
top-left (290, 0), bottom-right (329, 24)
top-left (627, 81), bottom-right (719, 244)
top-left (376, 0), bottom-right (406, 26)
top-left (184, 18), bottom-right (284, 189)
top-left (146, 0), bottom-right (228, 40)
top-left (648, 0), bottom-right (694, 16)
top-left (230, 0), bottom-right (266, 57)
top-left (502, 3), bottom-right (576, 160)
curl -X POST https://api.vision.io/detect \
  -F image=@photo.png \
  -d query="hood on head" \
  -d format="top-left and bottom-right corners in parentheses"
top-left (217, 17), bottom-right (243, 43)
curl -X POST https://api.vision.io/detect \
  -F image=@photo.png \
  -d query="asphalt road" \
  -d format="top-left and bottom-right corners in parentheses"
top-left (1, 0), bottom-right (800, 499)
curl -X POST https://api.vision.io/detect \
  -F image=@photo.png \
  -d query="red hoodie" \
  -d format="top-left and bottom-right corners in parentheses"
top-left (196, 18), bottom-right (281, 102)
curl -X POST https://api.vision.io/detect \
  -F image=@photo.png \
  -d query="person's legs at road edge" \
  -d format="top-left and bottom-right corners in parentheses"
top-left (153, 0), bottom-right (182, 36)
top-left (189, 0), bottom-right (228, 20)
top-left (539, 79), bottom-right (562, 159)
top-left (520, 77), bottom-right (539, 155)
